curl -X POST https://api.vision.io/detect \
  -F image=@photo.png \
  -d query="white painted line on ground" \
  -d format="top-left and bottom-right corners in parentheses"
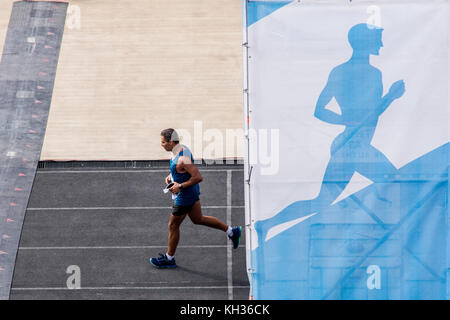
top-left (19, 245), bottom-right (235, 250)
top-left (37, 169), bottom-right (243, 174)
top-left (226, 169), bottom-right (233, 301)
top-left (11, 286), bottom-right (250, 291)
top-left (26, 206), bottom-right (245, 211)
top-left (26, 206), bottom-right (171, 211)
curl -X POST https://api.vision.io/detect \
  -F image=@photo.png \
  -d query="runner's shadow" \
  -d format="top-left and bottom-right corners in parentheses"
top-left (176, 265), bottom-right (228, 283)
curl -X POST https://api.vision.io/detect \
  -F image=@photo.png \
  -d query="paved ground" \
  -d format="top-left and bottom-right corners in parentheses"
top-left (0, 1), bottom-right (68, 299)
top-left (10, 164), bottom-right (249, 300)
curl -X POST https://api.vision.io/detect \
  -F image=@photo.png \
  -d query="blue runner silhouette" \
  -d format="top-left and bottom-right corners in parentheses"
top-left (255, 23), bottom-right (406, 243)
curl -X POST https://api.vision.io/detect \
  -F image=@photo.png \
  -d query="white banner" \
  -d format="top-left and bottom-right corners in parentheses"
top-left (245, 0), bottom-right (449, 300)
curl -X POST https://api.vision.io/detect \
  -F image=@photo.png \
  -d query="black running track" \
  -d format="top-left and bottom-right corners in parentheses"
top-left (10, 163), bottom-right (250, 300)
top-left (0, 1), bottom-right (249, 300)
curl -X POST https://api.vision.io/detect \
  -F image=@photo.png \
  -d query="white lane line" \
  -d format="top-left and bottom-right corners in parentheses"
top-left (226, 169), bottom-right (233, 300)
top-left (19, 245), bottom-right (234, 250)
top-left (11, 286), bottom-right (250, 291)
top-left (26, 206), bottom-right (245, 211)
top-left (37, 169), bottom-right (243, 174)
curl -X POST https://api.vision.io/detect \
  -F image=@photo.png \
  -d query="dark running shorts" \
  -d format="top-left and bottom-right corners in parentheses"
top-left (172, 200), bottom-right (199, 216)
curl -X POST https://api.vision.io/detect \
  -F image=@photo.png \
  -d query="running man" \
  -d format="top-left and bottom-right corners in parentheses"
top-left (255, 23), bottom-right (405, 242)
top-left (150, 128), bottom-right (242, 268)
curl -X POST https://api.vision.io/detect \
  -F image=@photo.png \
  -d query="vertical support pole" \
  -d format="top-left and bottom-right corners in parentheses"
top-left (242, 0), bottom-right (255, 300)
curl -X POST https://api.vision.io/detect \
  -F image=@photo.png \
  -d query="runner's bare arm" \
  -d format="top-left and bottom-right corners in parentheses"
top-left (169, 156), bottom-right (203, 193)
top-left (179, 161), bottom-right (203, 187)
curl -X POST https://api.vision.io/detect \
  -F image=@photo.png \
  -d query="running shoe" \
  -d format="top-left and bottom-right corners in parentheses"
top-left (149, 253), bottom-right (177, 269)
top-left (229, 226), bottom-right (242, 249)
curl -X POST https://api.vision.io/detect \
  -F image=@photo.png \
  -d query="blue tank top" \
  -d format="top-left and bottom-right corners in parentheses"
top-left (170, 145), bottom-right (200, 205)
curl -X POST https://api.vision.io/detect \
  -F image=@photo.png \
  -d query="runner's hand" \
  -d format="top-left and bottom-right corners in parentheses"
top-left (169, 183), bottom-right (181, 194)
top-left (165, 175), bottom-right (172, 185)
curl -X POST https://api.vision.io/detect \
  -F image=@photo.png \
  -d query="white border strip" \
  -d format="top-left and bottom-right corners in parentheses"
top-left (226, 170), bottom-right (233, 300)
top-left (26, 206), bottom-right (245, 211)
top-left (37, 169), bottom-right (243, 174)
top-left (11, 286), bottom-right (250, 291)
top-left (19, 245), bottom-right (234, 250)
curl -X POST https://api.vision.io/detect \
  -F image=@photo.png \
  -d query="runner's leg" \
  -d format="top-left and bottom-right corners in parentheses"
top-left (167, 213), bottom-right (186, 256)
top-left (188, 201), bottom-right (228, 232)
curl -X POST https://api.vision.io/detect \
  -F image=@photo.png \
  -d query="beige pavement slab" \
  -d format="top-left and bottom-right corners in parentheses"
top-left (38, 0), bottom-right (243, 160)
